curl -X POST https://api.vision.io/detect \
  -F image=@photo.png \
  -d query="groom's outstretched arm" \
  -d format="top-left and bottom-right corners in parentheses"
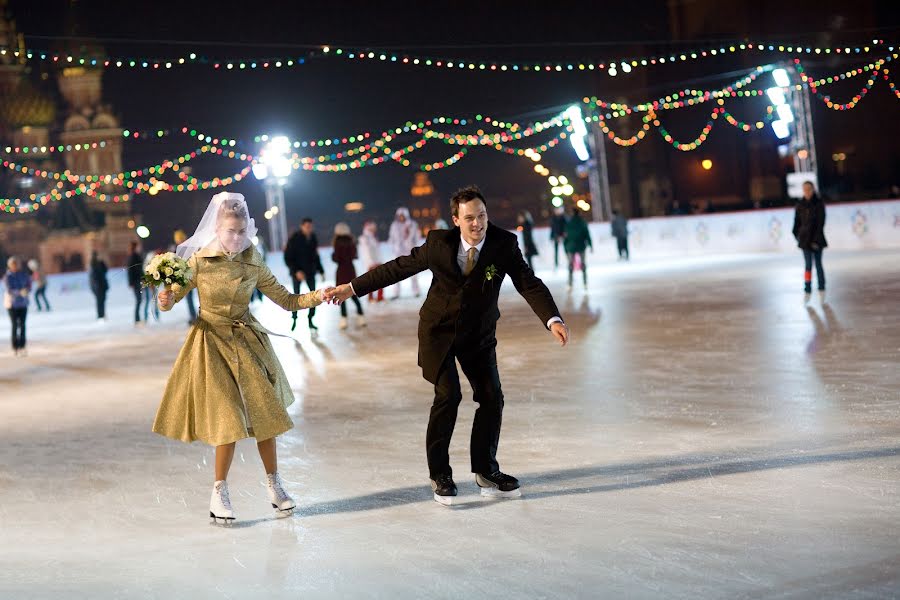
top-left (350, 239), bottom-right (430, 297)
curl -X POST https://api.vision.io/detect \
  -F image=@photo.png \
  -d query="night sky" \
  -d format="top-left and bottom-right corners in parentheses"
top-left (6, 0), bottom-right (899, 248)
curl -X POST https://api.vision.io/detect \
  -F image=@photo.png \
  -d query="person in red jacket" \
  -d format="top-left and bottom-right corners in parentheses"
top-left (332, 222), bottom-right (365, 330)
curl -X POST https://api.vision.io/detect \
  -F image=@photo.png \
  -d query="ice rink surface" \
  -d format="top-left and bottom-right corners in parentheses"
top-left (1, 249), bottom-right (898, 599)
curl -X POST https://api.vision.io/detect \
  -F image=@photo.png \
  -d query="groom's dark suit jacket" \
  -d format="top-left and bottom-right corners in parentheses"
top-left (352, 223), bottom-right (561, 384)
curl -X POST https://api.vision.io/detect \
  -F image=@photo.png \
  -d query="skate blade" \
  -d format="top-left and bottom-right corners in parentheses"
top-left (209, 511), bottom-right (235, 525)
top-left (480, 487), bottom-right (522, 499)
top-left (272, 504), bottom-right (296, 518)
top-left (433, 493), bottom-right (457, 506)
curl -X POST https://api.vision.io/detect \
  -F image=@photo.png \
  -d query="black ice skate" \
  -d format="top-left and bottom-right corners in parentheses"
top-left (430, 474), bottom-right (458, 506)
top-left (475, 471), bottom-right (522, 499)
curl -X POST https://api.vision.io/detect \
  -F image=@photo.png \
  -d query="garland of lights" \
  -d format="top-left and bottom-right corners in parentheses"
top-left (1, 145), bottom-right (253, 183)
top-left (4, 54), bottom-right (900, 215)
top-left (4, 57), bottom-right (892, 157)
top-left (2, 39), bottom-right (890, 77)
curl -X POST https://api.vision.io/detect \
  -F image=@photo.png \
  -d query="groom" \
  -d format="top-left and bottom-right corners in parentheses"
top-left (327, 186), bottom-right (569, 505)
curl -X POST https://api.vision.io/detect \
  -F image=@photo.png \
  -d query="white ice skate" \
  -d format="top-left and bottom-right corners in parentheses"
top-left (356, 315), bottom-right (367, 327)
top-left (210, 480), bottom-right (235, 525)
top-left (266, 472), bottom-right (296, 517)
top-left (339, 317), bottom-right (348, 330)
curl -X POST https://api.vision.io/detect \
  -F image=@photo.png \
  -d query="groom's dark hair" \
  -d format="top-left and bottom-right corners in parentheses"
top-left (450, 186), bottom-right (486, 217)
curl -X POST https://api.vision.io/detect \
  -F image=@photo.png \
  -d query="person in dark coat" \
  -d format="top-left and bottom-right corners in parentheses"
top-left (89, 251), bottom-right (109, 321)
top-left (549, 206), bottom-right (567, 269)
top-left (284, 218), bottom-right (325, 332)
top-left (331, 222), bottom-right (365, 329)
top-left (126, 242), bottom-right (144, 325)
top-left (611, 209), bottom-right (629, 260)
top-left (3, 256), bottom-right (31, 356)
top-left (517, 210), bottom-right (539, 270)
top-left (325, 186), bottom-right (569, 505)
top-left (792, 181), bottom-right (828, 298)
top-left (564, 207), bottom-right (593, 289)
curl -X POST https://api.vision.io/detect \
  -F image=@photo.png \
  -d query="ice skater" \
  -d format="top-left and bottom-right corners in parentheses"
top-left (3, 256), bottom-right (31, 356)
top-left (387, 207), bottom-right (422, 299)
top-left (88, 251), bottom-right (109, 321)
top-left (611, 209), bottom-right (629, 260)
top-left (516, 210), bottom-right (538, 270)
top-left (28, 259), bottom-right (50, 311)
top-left (792, 181), bottom-right (827, 302)
top-left (154, 192), bottom-right (332, 524)
top-left (564, 207), bottom-right (593, 289)
top-left (327, 186), bottom-right (568, 506)
top-left (332, 222), bottom-right (365, 329)
top-left (284, 218), bottom-right (325, 333)
top-left (126, 242), bottom-right (144, 326)
top-left (357, 220), bottom-right (384, 302)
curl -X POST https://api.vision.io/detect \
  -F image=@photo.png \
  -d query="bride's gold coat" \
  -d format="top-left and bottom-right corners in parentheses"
top-left (152, 244), bottom-right (321, 445)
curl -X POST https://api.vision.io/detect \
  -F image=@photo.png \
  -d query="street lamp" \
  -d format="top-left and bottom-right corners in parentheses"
top-left (252, 135), bottom-right (293, 252)
top-left (767, 65), bottom-right (818, 196)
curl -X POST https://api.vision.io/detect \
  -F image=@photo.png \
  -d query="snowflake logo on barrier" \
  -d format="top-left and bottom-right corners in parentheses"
top-left (852, 209), bottom-right (868, 238)
top-left (769, 217), bottom-right (783, 243)
top-left (696, 222), bottom-right (709, 245)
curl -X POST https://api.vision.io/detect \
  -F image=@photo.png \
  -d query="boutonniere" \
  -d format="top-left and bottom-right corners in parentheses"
top-left (482, 264), bottom-right (498, 291)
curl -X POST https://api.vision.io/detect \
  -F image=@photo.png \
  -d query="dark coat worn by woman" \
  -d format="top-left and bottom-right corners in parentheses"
top-left (792, 195), bottom-right (828, 250)
top-left (332, 235), bottom-right (358, 285)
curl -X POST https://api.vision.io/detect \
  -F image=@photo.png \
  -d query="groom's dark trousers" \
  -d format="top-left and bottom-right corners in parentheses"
top-left (351, 223), bottom-right (560, 479)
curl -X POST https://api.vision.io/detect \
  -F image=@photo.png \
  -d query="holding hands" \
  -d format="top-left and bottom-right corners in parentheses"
top-left (315, 287), bottom-right (337, 303)
top-left (324, 284), bottom-right (354, 305)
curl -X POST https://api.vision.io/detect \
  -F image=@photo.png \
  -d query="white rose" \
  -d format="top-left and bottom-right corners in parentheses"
top-left (164, 267), bottom-right (174, 276)
top-left (153, 272), bottom-right (160, 280)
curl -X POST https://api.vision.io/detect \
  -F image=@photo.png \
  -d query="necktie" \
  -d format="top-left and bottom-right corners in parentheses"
top-left (463, 246), bottom-right (477, 276)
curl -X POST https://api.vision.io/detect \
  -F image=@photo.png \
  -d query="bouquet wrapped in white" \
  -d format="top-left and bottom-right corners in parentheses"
top-left (142, 252), bottom-right (193, 292)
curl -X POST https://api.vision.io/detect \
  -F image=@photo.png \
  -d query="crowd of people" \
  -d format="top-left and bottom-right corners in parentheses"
top-left (1, 182), bottom-right (829, 358)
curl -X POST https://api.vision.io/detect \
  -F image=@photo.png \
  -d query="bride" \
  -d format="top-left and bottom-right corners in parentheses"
top-left (153, 191), bottom-right (331, 524)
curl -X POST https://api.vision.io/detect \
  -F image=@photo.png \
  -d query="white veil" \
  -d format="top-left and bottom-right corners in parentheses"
top-left (176, 191), bottom-right (258, 260)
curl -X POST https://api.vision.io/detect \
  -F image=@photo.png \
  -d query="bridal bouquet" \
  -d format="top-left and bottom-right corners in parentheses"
top-left (143, 252), bottom-right (192, 292)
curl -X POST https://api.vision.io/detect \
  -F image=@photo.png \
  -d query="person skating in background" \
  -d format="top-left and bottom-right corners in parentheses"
top-left (611, 209), bottom-right (629, 261)
top-left (126, 241), bottom-right (145, 326)
top-left (332, 222), bottom-right (365, 329)
top-left (172, 230), bottom-right (198, 324)
top-left (284, 218), bottom-right (325, 333)
top-left (357, 220), bottom-right (384, 303)
top-left (516, 210), bottom-right (539, 270)
top-left (564, 207), bottom-right (593, 290)
top-left (89, 251), bottom-right (109, 321)
top-left (3, 256), bottom-right (31, 356)
top-left (27, 259), bottom-right (50, 312)
top-left (387, 207), bottom-right (421, 299)
top-left (549, 205), bottom-right (567, 270)
top-left (792, 181), bottom-right (828, 302)
top-left (142, 249), bottom-right (162, 323)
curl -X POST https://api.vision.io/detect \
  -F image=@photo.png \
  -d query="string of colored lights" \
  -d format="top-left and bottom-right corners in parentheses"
top-left (799, 57), bottom-right (887, 110)
top-left (4, 56), bottom-right (891, 159)
top-left (1, 145), bottom-right (253, 184)
top-left (3, 39), bottom-right (890, 77)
